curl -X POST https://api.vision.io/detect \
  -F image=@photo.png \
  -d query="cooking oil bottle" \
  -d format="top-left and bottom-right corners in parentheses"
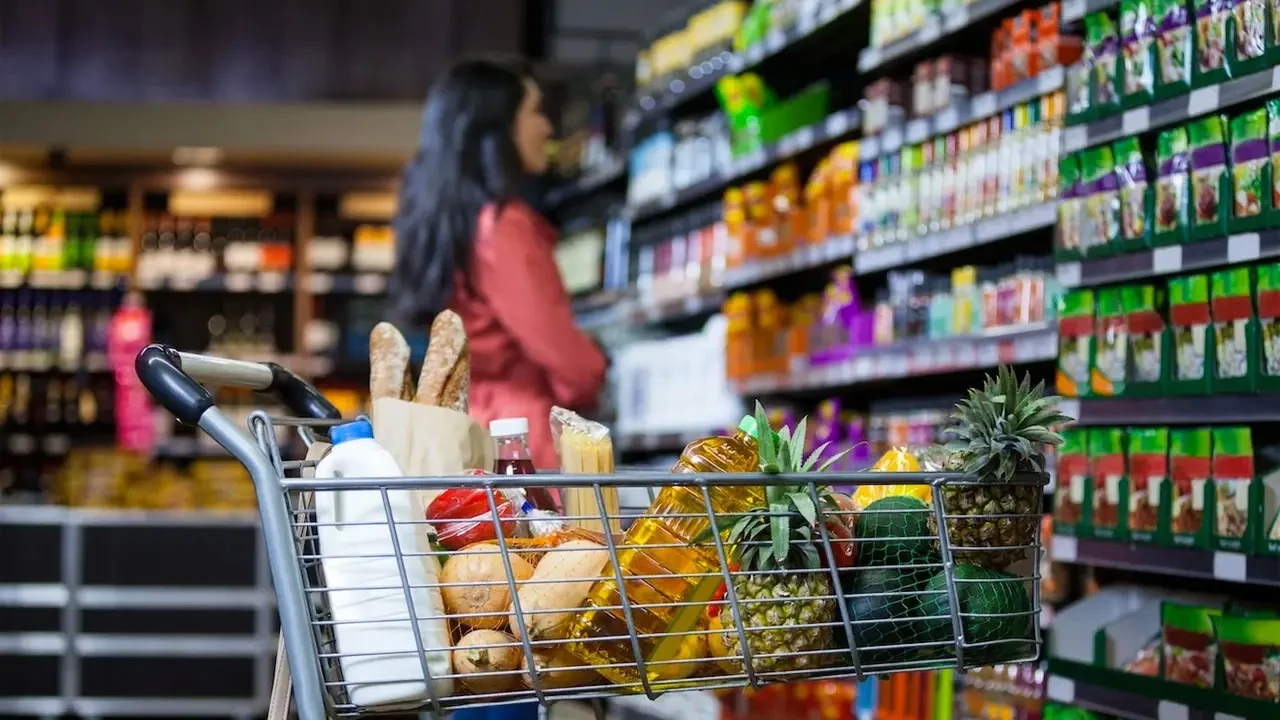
top-left (565, 416), bottom-right (768, 685)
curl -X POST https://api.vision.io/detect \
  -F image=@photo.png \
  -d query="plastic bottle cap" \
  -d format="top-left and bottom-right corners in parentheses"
top-left (489, 417), bottom-right (530, 437)
top-left (329, 419), bottom-right (373, 445)
top-left (738, 415), bottom-right (760, 439)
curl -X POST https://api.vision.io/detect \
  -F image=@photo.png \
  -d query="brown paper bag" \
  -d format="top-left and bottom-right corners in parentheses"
top-left (370, 397), bottom-right (494, 515)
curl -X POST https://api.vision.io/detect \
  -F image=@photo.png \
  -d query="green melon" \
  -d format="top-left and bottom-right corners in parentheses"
top-left (916, 564), bottom-right (1033, 665)
top-left (854, 496), bottom-right (940, 588)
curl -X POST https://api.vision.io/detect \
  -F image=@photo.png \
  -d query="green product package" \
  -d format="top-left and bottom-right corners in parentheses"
top-left (1154, 0), bottom-right (1194, 98)
top-left (1055, 428), bottom-right (1091, 536)
top-left (1058, 289), bottom-right (1097, 398)
top-left (1089, 427), bottom-right (1128, 539)
top-left (1170, 428), bottom-right (1213, 548)
top-left (1154, 126), bottom-right (1192, 246)
top-left (1123, 284), bottom-right (1170, 394)
top-left (1169, 274), bottom-right (1215, 394)
top-left (1082, 146), bottom-right (1123, 256)
top-left (1229, 107), bottom-right (1271, 231)
top-left (1228, 0), bottom-right (1269, 76)
top-left (1211, 614), bottom-right (1280, 699)
top-left (1115, 137), bottom-right (1154, 250)
top-left (1161, 602), bottom-right (1222, 687)
top-left (1057, 154), bottom-right (1086, 261)
top-left (1067, 58), bottom-right (1095, 124)
top-left (1188, 115), bottom-right (1231, 240)
top-left (1091, 287), bottom-right (1129, 396)
top-left (1192, 0), bottom-right (1231, 86)
top-left (1212, 426), bottom-right (1256, 552)
top-left (1087, 12), bottom-right (1123, 116)
top-left (1256, 261), bottom-right (1280, 390)
top-left (1128, 427), bottom-right (1170, 544)
top-left (1269, 99), bottom-right (1280, 226)
top-left (1122, 0), bottom-right (1158, 107)
top-left (1211, 266), bottom-right (1258, 392)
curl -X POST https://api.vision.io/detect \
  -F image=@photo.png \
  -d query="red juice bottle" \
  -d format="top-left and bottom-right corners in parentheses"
top-left (490, 417), bottom-right (552, 508)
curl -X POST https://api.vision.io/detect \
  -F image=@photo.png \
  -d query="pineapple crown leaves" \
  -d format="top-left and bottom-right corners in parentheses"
top-left (694, 402), bottom-right (848, 571)
top-left (948, 366), bottom-right (1072, 483)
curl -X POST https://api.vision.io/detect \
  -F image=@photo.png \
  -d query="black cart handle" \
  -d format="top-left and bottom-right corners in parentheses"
top-left (135, 344), bottom-right (341, 425)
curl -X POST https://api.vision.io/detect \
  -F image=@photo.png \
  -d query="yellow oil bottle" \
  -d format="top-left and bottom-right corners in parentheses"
top-left (565, 416), bottom-right (767, 684)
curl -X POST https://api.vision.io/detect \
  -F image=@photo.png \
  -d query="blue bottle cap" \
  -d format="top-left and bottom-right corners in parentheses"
top-left (329, 419), bottom-right (373, 445)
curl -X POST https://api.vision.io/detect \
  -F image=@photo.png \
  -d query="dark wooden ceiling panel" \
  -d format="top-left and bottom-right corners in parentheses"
top-left (0, 0), bottom-right (529, 103)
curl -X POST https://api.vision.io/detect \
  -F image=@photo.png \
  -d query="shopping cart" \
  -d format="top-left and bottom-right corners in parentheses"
top-left (135, 344), bottom-right (1046, 720)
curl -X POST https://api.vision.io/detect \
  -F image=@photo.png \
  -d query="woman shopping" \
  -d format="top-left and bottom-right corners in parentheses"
top-left (389, 57), bottom-right (607, 472)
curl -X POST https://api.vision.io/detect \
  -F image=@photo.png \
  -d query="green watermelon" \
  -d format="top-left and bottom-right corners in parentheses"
top-left (916, 564), bottom-right (1033, 665)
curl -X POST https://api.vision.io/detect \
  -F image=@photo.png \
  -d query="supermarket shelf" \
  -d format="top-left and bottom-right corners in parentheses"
top-left (1064, 66), bottom-right (1280, 154)
top-left (0, 697), bottom-right (266, 719)
top-left (1050, 535), bottom-right (1280, 587)
top-left (735, 322), bottom-right (1057, 395)
top-left (625, 0), bottom-right (864, 128)
top-left (629, 291), bottom-right (725, 324)
top-left (136, 271), bottom-right (294, 293)
top-left (1061, 0), bottom-right (1119, 22)
top-left (305, 271), bottom-right (388, 295)
top-left (722, 234), bottom-right (856, 289)
top-left (0, 504), bottom-right (259, 526)
top-left (858, 0), bottom-right (1028, 73)
top-left (1047, 660), bottom-right (1278, 720)
top-left (626, 107), bottom-right (860, 222)
top-left (0, 350), bottom-right (109, 374)
top-left (861, 67), bottom-right (1065, 162)
top-left (152, 436), bottom-right (232, 459)
top-left (615, 429), bottom-right (710, 453)
top-left (1059, 394), bottom-right (1280, 426)
top-left (544, 158), bottom-right (628, 209)
top-left (1056, 230), bottom-right (1280, 289)
top-left (855, 201), bottom-right (1057, 275)
top-left (0, 269), bottom-right (130, 290)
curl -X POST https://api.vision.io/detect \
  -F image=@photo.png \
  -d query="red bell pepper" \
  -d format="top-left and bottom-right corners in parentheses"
top-left (707, 562), bottom-right (740, 618)
top-left (822, 517), bottom-right (856, 569)
top-left (425, 487), bottom-right (518, 550)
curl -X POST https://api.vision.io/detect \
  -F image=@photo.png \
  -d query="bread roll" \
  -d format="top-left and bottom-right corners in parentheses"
top-left (369, 322), bottom-right (412, 400)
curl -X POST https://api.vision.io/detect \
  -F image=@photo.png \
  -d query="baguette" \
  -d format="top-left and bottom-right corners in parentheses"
top-left (415, 310), bottom-right (467, 406)
top-left (440, 345), bottom-right (470, 413)
top-left (369, 322), bottom-right (413, 400)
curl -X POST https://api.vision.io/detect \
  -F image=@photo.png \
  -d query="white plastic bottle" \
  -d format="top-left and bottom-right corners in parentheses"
top-left (314, 419), bottom-right (453, 706)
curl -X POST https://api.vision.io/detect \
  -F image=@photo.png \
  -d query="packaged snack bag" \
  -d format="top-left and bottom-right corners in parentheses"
top-left (1211, 266), bottom-right (1258, 393)
top-left (1115, 137), bottom-right (1153, 251)
top-left (1229, 0), bottom-right (1268, 75)
top-left (770, 163), bottom-right (805, 255)
top-left (1169, 274), bottom-right (1215, 394)
top-left (1154, 126), bottom-right (1192, 246)
top-left (1170, 428), bottom-right (1213, 548)
top-left (1188, 115), bottom-right (1230, 241)
top-left (1230, 107), bottom-right (1271, 231)
top-left (1121, 0), bottom-right (1158, 106)
top-left (1256, 261), bottom-right (1280, 390)
top-left (1154, 0), bottom-right (1194, 97)
top-left (1058, 289), bottom-right (1096, 397)
top-left (1081, 145), bottom-right (1122, 257)
top-left (1090, 427), bottom-right (1127, 539)
top-left (1161, 602), bottom-right (1222, 687)
top-left (1123, 284), bottom-right (1169, 394)
top-left (1270, 99), bottom-right (1280, 227)
top-left (1057, 153), bottom-right (1086, 261)
top-left (1056, 428), bottom-right (1090, 535)
top-left (1192, 0), bottom-right (1230, 85)
top-left (1086, 12), bottom-right (1122, 116)
top-left (1212, 426), bottom-right (1255, 551)
top-left (1092, 287), bottom-right (1129, 396)
top-left (1213, 614), bottom-right (1280, 701)
top-left (1128, 427), bottom-right (1169, 543)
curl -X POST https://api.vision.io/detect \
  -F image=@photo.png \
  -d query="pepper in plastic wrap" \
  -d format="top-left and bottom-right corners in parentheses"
top-left (424, 485), bottom-right (519, 550)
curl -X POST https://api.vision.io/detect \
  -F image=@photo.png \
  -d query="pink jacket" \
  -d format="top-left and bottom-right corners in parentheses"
top-left (450, 200), bottom-right (607, 470)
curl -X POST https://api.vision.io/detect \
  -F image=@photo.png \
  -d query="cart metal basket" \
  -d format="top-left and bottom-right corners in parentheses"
top-left (135, 345), bottom-right (1045, 720)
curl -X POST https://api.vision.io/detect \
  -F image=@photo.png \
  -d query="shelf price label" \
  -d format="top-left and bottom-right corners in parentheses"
top-left (1122, 106), bottom-right (1151, 134)
top-left (825, 112), bottom-right (851, 138)
top-left (1188, 85), bottom-right (1220, 115)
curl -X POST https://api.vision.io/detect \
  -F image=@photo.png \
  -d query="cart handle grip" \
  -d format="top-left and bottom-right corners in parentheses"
top-left (135, 344), bottom-right (340, 425)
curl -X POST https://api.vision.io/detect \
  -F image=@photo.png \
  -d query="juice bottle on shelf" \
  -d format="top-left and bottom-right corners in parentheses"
top-left (723, 292), bottom-right (754, 381)
top-left (565, 416), bottom-right (768, 684)
top-left (723, 187), bottom-right (750, 268)
top-left (770, 163), bottom-right (805, 256)
top-left (805, 157), bottom-right (833, 244)
top-left (743, 180), bottom-right (776, 258)
top-left (830, 142), bottom-right (860, 236)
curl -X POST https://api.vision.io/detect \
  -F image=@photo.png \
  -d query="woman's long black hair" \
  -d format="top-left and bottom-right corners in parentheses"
top-left (390, 58), bottom-right (532, 326)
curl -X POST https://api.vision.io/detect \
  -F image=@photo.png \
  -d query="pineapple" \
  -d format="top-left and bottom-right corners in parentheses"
top-left (703, 403), bottom-right (848, 676)
top-left (929, 366), bottom-right (1070, 570)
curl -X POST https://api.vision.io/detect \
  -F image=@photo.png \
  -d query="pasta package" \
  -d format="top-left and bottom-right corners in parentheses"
top-left (551, 406), bottom-right (621, 534)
